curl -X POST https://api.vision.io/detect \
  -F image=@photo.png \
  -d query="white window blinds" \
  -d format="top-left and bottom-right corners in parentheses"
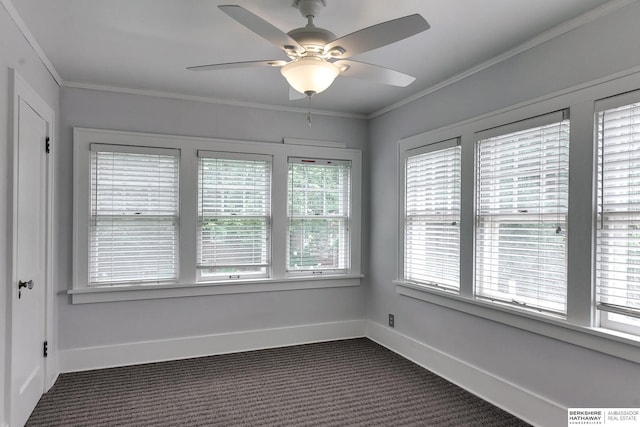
top-left (287, 158), bottom-right (351, 274)
top-left (90, 146), bottom-right (179, 286)
top-left (596, 100), bottom-right (640, 324)
top-left (198, 153), bottom-right (271, 280)
top-left (475, 112), bottom-right (570, 314)
top-left (404, 139), bottom-right (461, 290)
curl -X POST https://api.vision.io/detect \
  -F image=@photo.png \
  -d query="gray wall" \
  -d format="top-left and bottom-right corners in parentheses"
top-left (5, 0), bottom-right (640, 423)
top-left (368, 1), bottom-right (640, 410)
top-left (0, 4), bottom-right (60, 425)
top-left (57, 88), bottom-right (369, 350)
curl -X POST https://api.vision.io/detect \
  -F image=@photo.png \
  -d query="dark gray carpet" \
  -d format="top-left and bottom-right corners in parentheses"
top-left (27, 338), bottom-right (529, 426)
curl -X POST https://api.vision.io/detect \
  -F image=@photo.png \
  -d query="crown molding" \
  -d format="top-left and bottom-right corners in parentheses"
top-left (1, 0), bottom-right (62, 85)
top-left (368, 0), bottom-right (637, 119)
top-left (61, 81), bottom-right (367, 119)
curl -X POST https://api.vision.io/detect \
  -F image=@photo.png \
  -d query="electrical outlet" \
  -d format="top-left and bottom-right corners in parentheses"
top-left (388, 313), bottom-right (395, 328)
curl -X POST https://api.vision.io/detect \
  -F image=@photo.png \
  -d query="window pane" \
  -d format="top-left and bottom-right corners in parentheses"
top-left (90, 217), bottom-right (177, 284)
top-left (198, 156), bottom-right (271, 279)
top-left (475, 118), bottom-right (570, 314)
top-left (287, 159), bottom-right (351, 273)
top-left (404, 143), bottom-right (461, 290)
top-left (90, 150), bottom-right (179, 285)
top-left (596, 101), bottom-right (640, 329)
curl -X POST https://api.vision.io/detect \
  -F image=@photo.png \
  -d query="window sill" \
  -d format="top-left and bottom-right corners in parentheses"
top-left (394, 281), bottom-right (640, 364)
top-left (68, 275), bottom-right (364, 304)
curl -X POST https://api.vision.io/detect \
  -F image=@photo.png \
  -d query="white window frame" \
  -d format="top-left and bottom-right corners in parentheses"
top-left (594, 89), bottom-right (640, 336)
top-left (286, 157), bottom-right (352, 277)
top-left (474, 110), bottom-right (570, 316)
top-left (72, 128), bottom-right (362, 304)
top-left (197, 151), bottom-right (272, 281)
top-left (400, 137), bottom-right (461, 292)
top-left (88, 143), bottom-right (181, 287)
top-left (394, 69), bottom-right (640, 364)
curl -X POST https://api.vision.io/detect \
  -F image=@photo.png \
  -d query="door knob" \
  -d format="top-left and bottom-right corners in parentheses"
top-left (18, 280), bottom-right (34, 290)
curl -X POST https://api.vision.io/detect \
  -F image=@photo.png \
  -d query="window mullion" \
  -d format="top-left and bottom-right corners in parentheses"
top-left (566, 101), bottom-right (597, 326)
top-left (179, 148), bottom-right (198, 284)
top-left (271, 153), bottom-right (288, 279)
top-left (460, 132), bottom-right (475, 298)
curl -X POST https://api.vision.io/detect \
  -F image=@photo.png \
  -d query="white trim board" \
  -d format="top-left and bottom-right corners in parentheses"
top-left (0, 0), bottom-right (62, 85)
top-left (283, 137), bottom-right (347, 148)
top-left (366, 321), bottom-right (566, 427)
top-left (61, 81), bottom-right (367, 120)
top-left (396, 283), bottom-right (640, 364)
top-left (68, 276), bottom-right (363, 304)
top-left (58, 320), bottom-right (366, 373)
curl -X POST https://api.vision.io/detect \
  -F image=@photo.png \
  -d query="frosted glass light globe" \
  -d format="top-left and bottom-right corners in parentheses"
top-left (281, 57), bottom-right (340, 95)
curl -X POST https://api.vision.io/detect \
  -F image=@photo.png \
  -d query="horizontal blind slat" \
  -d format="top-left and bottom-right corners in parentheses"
top-left (596, 102), bottom-right (640, 316)
top-left (198, 157), bottom-right (272, 277)
top-left (287, 160), bottom-right (351, 272)
top-left (90, 150), bottom-right (179, 286)
top-left (475, 119), bottom-right (569, 314)
top-left (404, 144), bottom-right (461, 289)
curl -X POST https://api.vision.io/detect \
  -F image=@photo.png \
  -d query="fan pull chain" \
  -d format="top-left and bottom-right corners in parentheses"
top-left (307, 94), bottom-right (312, 128)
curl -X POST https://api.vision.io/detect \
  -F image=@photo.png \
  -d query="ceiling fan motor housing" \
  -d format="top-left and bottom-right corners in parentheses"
top-left (288, 25), bottom-right (336, 54)
top-left (293, 0), bottom-right (327, 18)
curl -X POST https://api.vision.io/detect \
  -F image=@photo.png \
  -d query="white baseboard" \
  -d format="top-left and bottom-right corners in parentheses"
top-left (59, 320), bottom-right (366, 373)
top-left (46, 352), bottom-right (59, 391)
top-left (57, 319), bottom-right (565, 426)
top-left (366, 321), bottom-right (566, 427)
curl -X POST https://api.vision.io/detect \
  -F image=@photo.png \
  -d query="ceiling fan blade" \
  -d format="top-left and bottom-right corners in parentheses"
top-left (289, 86), bottom-right (306, 101)
top-left (219, 5), bottom-right (305, 54)
top-left (187, 60), bottom-right (287, 72)
top-left (324, 14), bottom-right (429, 59)
top-left (334, 60), bottom-right (416, 87)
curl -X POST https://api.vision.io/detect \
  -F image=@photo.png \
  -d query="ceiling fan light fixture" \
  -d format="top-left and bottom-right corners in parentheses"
top-left (328, 46), bottom-right (346, 57)
top-left (281, 56), bottom-right (339, 95)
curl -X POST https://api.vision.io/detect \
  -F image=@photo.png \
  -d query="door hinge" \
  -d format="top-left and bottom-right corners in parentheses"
top-left (43, 341), bottom-right (48, 358)
top-left (45, 137), bottom-right (50, 154)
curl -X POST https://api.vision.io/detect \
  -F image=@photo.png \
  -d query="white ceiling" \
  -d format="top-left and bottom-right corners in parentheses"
top-left (10, 0), bottom-right (619, 115)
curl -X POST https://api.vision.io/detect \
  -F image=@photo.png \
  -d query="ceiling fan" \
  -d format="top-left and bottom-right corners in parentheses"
top-left (187, 0), bottom-right (430, 100)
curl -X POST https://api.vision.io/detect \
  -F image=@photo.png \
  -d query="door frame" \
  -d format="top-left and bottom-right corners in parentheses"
top-left (6, 69), bottom-right (57, 422)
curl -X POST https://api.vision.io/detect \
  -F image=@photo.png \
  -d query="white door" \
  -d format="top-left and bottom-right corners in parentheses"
top-left (10, 97), bottom-right (48, 427)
